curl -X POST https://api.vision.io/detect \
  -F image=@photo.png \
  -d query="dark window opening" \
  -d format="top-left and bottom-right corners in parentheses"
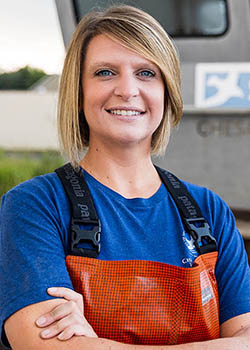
top-left (73, 0), bottom-right (228, 37)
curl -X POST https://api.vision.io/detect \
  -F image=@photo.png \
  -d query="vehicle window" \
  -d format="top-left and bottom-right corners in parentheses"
top-left (73, 0), bottom-right (228, 37)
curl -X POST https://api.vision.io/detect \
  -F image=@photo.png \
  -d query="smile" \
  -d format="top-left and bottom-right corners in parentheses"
top-left (107, 109), bottom-right (145, 116)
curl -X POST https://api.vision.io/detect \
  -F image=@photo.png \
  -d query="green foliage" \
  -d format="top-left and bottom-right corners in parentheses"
top-left (0, 151), bottom-right (64, 198)
top-left (0, 65), bottom-right (46, 90)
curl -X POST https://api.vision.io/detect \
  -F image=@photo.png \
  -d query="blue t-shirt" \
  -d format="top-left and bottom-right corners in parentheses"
top-left (1, 169), bottom-right (250, 348)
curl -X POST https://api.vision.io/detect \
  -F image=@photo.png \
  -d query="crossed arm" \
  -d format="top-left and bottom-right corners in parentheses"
top-left (4, 287), bottom-right (250, 350)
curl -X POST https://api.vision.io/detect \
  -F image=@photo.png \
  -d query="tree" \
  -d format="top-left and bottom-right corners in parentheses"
top-left (0, 66), bottom-right (46, 90)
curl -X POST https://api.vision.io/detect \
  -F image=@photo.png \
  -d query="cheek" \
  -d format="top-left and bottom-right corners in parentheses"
top-left (152, 88), bottom-right (165, 115)
top-left (150, 87), bottom-right (165, 130)
top-left (151, 81), bottom-right (165, 106)
top-left (82, 78), bottom-right (98, 106)
top-left (82, 89), bottom-right (98, 117)
top-left (83, 84), bottom-right (109, 111)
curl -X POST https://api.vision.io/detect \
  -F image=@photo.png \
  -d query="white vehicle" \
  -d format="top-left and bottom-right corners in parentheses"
top-left (55, 0), bottom-right (250, 236)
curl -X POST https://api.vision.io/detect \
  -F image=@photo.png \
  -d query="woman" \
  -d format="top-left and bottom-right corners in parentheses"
top-left (1, 5), bottom-right (250, 349)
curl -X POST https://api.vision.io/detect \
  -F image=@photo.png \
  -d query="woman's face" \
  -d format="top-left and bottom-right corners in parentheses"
top-left (81, 34), bottom-right (165, 150)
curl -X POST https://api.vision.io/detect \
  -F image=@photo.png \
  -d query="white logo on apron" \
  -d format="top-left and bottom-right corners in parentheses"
top-left (182, 231), bottom-right (198, 257)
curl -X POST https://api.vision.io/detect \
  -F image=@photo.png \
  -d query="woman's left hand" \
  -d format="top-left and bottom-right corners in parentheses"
top-left (36, 287), bottom-right (98, 341)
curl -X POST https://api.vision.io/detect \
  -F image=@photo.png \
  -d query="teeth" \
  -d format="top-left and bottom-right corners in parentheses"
top-left (109, 109), bottom-right (141, 116)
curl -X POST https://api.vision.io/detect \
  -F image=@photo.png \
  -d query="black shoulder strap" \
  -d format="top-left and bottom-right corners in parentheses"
top-left (155, 166), bottom-right (217, 255)
top-left (55, 163), bottom-right (217, 257)
top-left (55, 163), bottom-right (101, 258)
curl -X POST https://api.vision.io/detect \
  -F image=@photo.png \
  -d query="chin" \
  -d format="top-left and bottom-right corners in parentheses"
top-left (112, 133), bottom-right (151, 148)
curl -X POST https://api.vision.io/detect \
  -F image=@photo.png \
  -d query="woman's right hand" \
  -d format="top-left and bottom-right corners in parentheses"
top-left (35, 287), bottom-right (98, 341)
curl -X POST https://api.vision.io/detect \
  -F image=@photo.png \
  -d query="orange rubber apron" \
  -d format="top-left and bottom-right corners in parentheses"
top-left (66, 251), bottom-right (219, 345)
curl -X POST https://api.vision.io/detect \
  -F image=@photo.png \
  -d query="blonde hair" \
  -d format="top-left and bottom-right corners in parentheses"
top-left (58, 5), bottom-right (183, 166)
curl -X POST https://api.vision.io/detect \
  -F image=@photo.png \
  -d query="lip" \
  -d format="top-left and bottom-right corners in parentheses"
top-left (105, 108), bottom-right (145, 122)
top-left (105, 106), bottom-right (146, 113)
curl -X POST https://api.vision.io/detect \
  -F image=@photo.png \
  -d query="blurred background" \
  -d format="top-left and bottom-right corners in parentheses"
top-left (0, 0), bottom-right (65, 196)
top-left (0, 0), bottom-right (249, 254)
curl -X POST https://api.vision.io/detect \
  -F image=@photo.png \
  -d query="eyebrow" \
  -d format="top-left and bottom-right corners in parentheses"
top-left (86, 61), bottom-right (160, 73)
top-left (87, 62), bottom-right (117, 72)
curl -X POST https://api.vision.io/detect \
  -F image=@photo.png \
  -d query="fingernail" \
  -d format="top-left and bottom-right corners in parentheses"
top-left (47, 287), bottom-right (57, 292)
top-left (41, 329), bottom-right (51, 338)
top-left (36, 316), bottom-right (46, 326)
top-left (58, 332), bottom-right (65, 340)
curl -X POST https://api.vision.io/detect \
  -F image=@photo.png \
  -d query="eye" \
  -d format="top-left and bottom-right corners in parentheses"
top-left (138, 70), bottom-right (156, 78)
top-left (95, 69), bottom-right (114, 77)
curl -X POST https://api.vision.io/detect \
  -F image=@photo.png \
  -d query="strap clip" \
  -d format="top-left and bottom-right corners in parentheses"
top-left (70, 219), bottom-right (101, 258)
top-left (183, 217), bottom-right (217, 255)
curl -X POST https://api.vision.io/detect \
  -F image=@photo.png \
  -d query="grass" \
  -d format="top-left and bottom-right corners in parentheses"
top-left (0, 150), bottom-right (65, 198)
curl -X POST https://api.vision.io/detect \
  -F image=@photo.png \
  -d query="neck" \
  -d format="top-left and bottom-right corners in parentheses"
top-left (79, 140), bottom-right (161, 198)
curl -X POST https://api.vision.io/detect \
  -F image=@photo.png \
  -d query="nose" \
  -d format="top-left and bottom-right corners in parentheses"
top-left (114, 73), bottom-right (139, 101)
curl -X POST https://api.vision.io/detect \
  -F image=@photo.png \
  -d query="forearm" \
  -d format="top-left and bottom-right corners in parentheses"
top-left (8, 327), bottom-right (250, 350)
top-left (73, 330), bottom-right (249, 350)
top-left (6, 298), bottom-right (250, 350)
top-left (74, 333), bottom-right (249, 350)
top-left (57, 332), bottom-right (250, 350)
top-left (1, 337), bottom-right (235, 350)
top-left (20, 331), bottom-right (250, 350)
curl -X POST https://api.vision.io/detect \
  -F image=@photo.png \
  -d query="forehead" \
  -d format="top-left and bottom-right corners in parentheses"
top-left (83, 34), bottom-right (159, 69)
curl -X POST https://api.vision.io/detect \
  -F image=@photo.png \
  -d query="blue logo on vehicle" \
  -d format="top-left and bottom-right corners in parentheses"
top-left (195, 63), bottom-right (250, 108)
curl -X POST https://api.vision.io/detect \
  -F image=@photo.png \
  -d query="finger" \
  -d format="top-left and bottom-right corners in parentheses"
top-left (47, 287), bottom-right (80, 303)
top-left (36, 300), bottom-right (79, 327)
top-left (47, 287), bottom-right (83, 312)
top-left (40, 314), bottom-right (96, 339)
top-left (58, 324), bottom-right (98, 341)
top-left (40, 315), bottom-right (76, 339)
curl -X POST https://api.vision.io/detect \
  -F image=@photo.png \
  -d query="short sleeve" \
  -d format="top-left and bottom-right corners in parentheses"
top-left (185, 182), bottom-right (250, 325)
top-left (0, 174), bottom-right (73, 348)
top-left (211, 195), bottom-right (250, 324)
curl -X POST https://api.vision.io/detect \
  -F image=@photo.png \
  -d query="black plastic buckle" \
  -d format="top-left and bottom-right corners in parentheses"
top-left (70, 219), bottom-right (101, 258)
top-left (183, 217), bottom-right (217, 255)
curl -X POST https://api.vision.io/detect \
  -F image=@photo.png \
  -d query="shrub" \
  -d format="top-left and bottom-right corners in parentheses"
top-left (0, 150), bottom-right (64, 198)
